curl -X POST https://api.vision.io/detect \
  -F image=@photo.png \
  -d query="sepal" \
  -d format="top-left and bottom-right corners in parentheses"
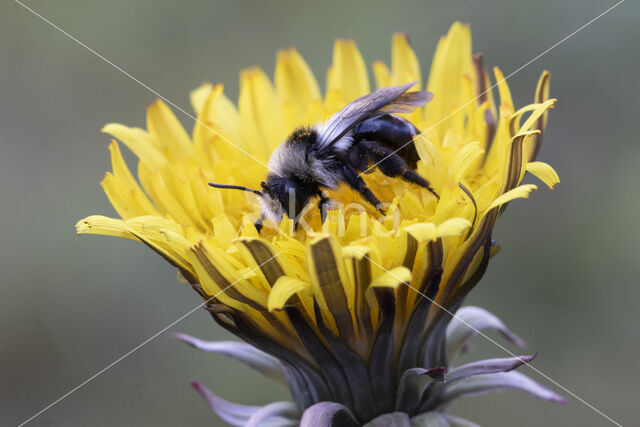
top-left (446, 306), bottom-right (526, 363)
top-left (174, 333), bottom-right (288, 388)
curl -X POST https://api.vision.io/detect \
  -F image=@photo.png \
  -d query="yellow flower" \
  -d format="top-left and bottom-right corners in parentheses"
top-left (77, 22), bottom-right (560, 424)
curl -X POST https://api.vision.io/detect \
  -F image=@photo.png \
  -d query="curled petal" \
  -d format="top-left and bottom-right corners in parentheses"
top-left (437, 371), bottom-right (567, 406)
top-left (268, 276), bottom-right (312, 311)
top-left (190, 380), bottom-right (260, 426)
top-left (446, 306), bottom-right (526, 363)
top-left (446, 354), bottom-right (536, 383)
top-left (526, 161), bottom-right (560, 189)
top-left (395, 367), bottom-right (446, 414)
top-left (174, 334), bottom-right (288, 389)
top-left (246, 401), bottom-right (301, 427)
top-left (528, 71), bottom-right (552, 161)
top-left (487, 184), bottom-right (538, 211)
top-left (299, 402), bottom-right (359, 427)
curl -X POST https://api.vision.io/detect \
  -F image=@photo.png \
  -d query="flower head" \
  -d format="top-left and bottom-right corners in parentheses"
top-left (77, 22), bottom-right (561, 425)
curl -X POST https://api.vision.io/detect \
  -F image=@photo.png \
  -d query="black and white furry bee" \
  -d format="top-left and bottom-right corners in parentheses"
top-left (209, 82), bottom-right (437, 230)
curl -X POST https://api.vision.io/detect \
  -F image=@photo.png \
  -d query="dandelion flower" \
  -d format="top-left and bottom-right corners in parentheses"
top-left (77, 22), bottom-right (563, 425)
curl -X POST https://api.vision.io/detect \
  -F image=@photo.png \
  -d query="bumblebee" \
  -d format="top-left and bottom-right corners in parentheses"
top-left (209, 82), bottom-right (437, 230)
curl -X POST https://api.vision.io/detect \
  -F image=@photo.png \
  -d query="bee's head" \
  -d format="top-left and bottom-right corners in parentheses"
top-left (208, 177), bottom-right (310, 229)
top-left (259, 176), bottom-right (309, 223)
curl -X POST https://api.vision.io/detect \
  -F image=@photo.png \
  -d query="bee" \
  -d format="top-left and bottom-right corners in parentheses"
top-left (209, 82), bottom-right (437, 231)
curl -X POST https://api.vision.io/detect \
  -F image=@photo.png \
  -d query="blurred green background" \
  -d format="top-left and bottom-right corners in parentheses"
top-left (1, 0), bottom-right (638, 425)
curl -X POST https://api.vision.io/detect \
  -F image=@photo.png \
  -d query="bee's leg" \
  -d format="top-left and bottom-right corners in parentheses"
top-left (341, 164), bottom-right (386, 215)
top-left (318, 191), bottom-right (331, 223)
top-left (361, 140), bottom-right (439, 199)
top-left (347, 143), bottom-right (371, 173)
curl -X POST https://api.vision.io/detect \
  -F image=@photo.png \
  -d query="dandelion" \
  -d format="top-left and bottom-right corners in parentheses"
top-left (77, 22), bottom-right (563, 425)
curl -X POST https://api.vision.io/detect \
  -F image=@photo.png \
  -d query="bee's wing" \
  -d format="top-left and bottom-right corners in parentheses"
top-left (316, 82), bottom-right (433, 152)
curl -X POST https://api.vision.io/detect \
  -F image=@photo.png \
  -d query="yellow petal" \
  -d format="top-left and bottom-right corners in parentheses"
top-left (391, 33), bottom-right (421, 87)
top-left (391, 32), bottom-right (423, 124)
top-left (102, 123), bottom-right (168, 170)
top-left (145, 170), bottom-right (195, 226)
top-left (425, 22), bottom-right (472, 131)
top-left (403, 222), bottom-right (437, 243)
top-left (240, 216), bottom-right (260, 238)
top-left (303, 98), bottom-right (329, 124)
top-left (75, 215), bottom-right (138, 240)
top-left (526, 161), bottom-right (559, 189)
top-left (235, 238), bottom-right (284, 289)
top-left (373, 61), bottom-right (391, 89)
top-left (437, 218), bottom-right (472, 237)
top-left (189, 82), bottom-right (213, 115)
top-left (327, 39), bottom-right (370, 102)
top-left (167, 161), bottom-right (210, 230)
top-left (342, 245), bottom-right (370, 260)
top-left (344, 212), bottom-right (369, 242)
top-left (239, 67), bottom-right (282, 157)
top-left (268, 276), bottom-right (312, 311)
top-left (190, 242), bottom-right (268, 310)
top-left (488, 184), bottom-right (538, 211)
top-left (516, 99), bottom-right (556, 135)
top-left (450, 140), bottom-right (484, 181)
top-left (108, 140), bottom-right (159, 216)
top-left (369, 266), bottom-right (412, 290)
top-left (100, 173), bottom-right (141, 219)
top-left (119, 216), bottom-right (197, 281)
top-left (193, 84), bottom-right (244, 167)
top-left (212, 213), bottom-right (237, 250)
top-left (146, 99), bottom-right (194, 159)
top-left (275, 48), bottom-right (322, 116)
top-left (413, 134), bottom-right (444, 190)
top-left (493, 67), bottom-right (514, 114)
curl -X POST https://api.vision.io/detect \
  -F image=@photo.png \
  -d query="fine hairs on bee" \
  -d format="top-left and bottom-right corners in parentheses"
top-left (208, 82), bottom-right (438, 230)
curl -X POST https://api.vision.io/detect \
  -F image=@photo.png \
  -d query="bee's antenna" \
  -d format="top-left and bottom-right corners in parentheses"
top-left (208, 182), bottom-right (263, 196)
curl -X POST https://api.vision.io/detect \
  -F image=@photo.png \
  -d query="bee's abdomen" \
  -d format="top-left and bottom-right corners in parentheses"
top-left (354, 114), bottom-right (420, 169)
